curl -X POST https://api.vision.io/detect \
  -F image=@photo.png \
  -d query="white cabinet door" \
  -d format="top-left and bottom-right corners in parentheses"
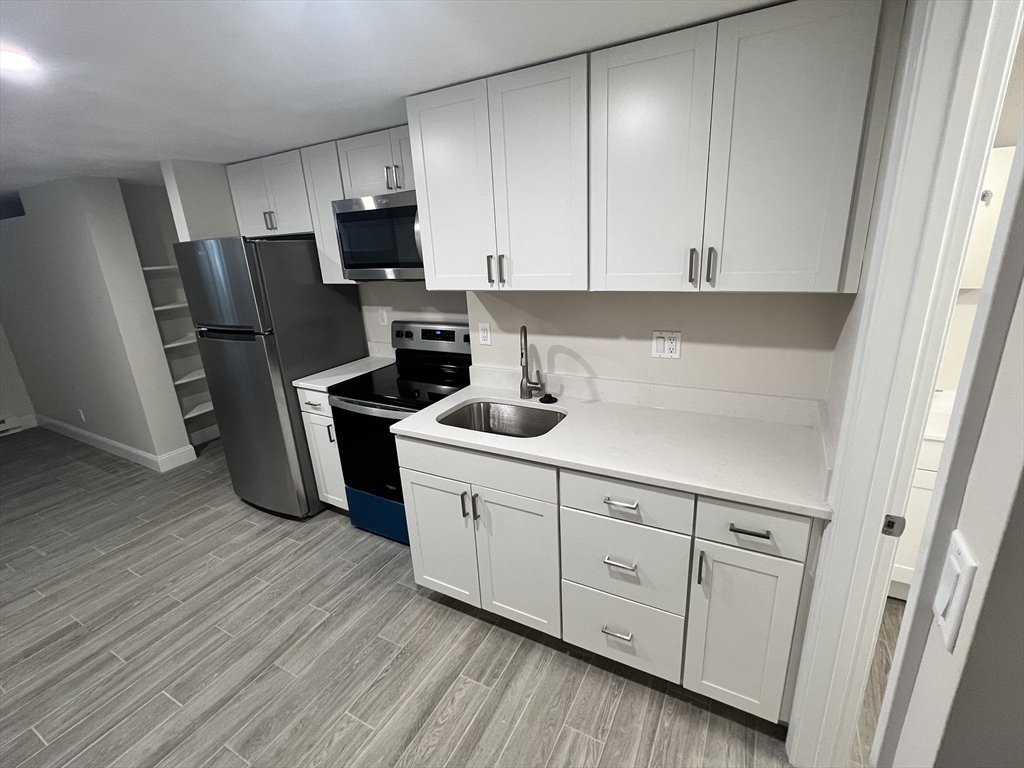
top-left (300, 142), bottom-right (351, 284)
top-left (389, 125), bottom-right (416, 192)
top-left (703, 0), bottom-right (881, 291)
top-left (407, 80), bottom-right (497, 291)
top-left (301, 411), bottom-right (348, 509)
top-left (337, 129), bottom-right (396, 199)
top-left (226, 158), bottom-right (273, 237)
top-left (261, 150), bottom-right (313, 234)
top-left (473, 486), bottom-right (560, 637)
top-left (590, 25), bottom-right (716, 291)
top-left (488, 55), bottom-right (588, 291)
top-left (684, 540), bottom-right (803, 721)
top-left (401, 470), bottom-right (481, 608)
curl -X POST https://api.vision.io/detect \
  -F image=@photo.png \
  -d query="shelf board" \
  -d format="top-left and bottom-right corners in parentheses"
top-left (163, 334), bottom-right (197, 350)
top-left (153, 301), bottom-right (189, 312)
top-left (142, 265), bottom-right (179, 273)
top-left (183, 402), bottom-right (214, 420)
top-left (173, 370), bottom-right (207, 386)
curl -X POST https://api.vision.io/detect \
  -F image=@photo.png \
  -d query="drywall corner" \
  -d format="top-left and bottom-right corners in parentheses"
top-left (160, 159), bottom-right (239, 242)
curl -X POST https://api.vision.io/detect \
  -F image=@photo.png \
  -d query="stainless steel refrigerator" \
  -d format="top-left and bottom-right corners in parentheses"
top-left (174, 236), bottom-right (367, 518)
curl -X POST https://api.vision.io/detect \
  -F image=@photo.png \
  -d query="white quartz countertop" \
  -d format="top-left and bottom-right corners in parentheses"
top-left (392, 385), bottom-right (832, 519)
top-left (292, 356), bottom-right (393, 392)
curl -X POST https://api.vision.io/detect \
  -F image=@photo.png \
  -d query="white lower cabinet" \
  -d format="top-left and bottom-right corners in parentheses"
top-left (401, 467), bottom-right (561, 636)
top-left (300, 411), bottom-right (347, 510)
top-left (683, 539), bottom-right (804, 721)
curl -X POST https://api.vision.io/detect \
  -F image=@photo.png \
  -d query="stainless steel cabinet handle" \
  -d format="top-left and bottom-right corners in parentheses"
top-left (327, 424), bottom-right (335, 443)
top-left (689, 248), bottom-right (699, 285)
top-left (603, 556), bottom-right (637, 572)
top-left (270, 211), bottom-right (278, 230)
top-left (471, 492), bottom-right (480, 520)
top-left (384, 165), bottom-right (394, 190)
top-left (706, 247), bottom-right (717, 284)
top-left (601, 626), bottom-right (633, 643)
top-left (486, 254), bottom-right (495, 285)
top-left (729, 523), bottom-right (772, 540)
top-left (498, 254), bottom-right (506, 286)
top-left (304, 401), bottom-right (322, 409)
top-left (460, 491), bottom-right (469, 518)
top-left (603, 497), bottom-right (639, 511)
top-left (393, 165), bottom-right (402, 189)
top-left (263, 211), bottom-right (273, 231)
top-left (697, 550), bottom-right (706, 585)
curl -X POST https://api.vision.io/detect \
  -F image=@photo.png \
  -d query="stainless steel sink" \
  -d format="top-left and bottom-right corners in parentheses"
top-left (438, 401), bottom-right (565, 438)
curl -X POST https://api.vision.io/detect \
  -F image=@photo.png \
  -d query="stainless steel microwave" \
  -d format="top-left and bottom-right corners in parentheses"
top-left (332, 190), bottom-right (423, 281)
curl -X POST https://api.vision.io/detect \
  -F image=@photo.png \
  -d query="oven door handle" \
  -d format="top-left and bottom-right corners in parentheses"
top-left (328, 396), bottom-right (415, 421)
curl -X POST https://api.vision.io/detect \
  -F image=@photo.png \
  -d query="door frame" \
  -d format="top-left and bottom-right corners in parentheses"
top-left (785, 1), bottom-right (1023, 766)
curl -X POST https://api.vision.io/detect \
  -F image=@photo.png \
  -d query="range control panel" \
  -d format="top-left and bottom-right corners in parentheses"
top-left (392, 321), bottom-right (471, 354)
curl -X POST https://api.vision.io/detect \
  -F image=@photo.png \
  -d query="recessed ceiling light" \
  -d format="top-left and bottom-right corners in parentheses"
top-left (0, 49), bottom-right (37, 73)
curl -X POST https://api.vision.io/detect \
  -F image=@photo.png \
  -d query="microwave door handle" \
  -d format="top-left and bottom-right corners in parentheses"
top-left (328, 396), bottom-right (414, 420)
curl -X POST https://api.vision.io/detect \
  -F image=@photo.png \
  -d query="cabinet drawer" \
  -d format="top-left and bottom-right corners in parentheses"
top-left (296, 388), bottom-right (330, 416)
top-left (695, 498), bottom-right (810, 562)
top-left (560, 470), bottom-right (694, 534)
top-left (562, 580), bottom-right (684, 683)
top-left (396, 438), bottom-right (556, 503)
top-left (560, 507), bottom-right (690, 614)
top-left (917, 439), bottom-right (943, 472)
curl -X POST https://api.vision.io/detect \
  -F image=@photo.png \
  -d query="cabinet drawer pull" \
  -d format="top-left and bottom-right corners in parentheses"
top-left (603, 497), bottom-right (639, 511)
top-left (486, 254), bottom-right (495, 285)
top-left (603, 556), bottom-right (637, 572)
top-left (304, 401), bottom-right (322, 409)
top-left (697, 550), bottom-right (706, 585)
top-left (471, 492), bottom-right (480, 520)
top-left (689, 248), bottom-right (699, 284)
top-left (327, 424), bottom-right (335, 443)
top-left (601, 626), bottom-right (633, 643)
top-left (460, 491), bottom-right (469, 518)
top-left (729, 523), bottom-right (772, 540)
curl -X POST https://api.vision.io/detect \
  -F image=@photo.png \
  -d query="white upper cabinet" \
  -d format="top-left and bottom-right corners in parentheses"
top-left (488, 56), bottom-right (589, 291)
top-left (407, 55), bottom-right (588, 292)
top-left (227, 150), bottom-right (312, 237)
top-left (590, 25), bottom-right (717, 291)
top-left (300, 142), bottom-right (351, 284)
top-left (703, 0), bottom-right (882, 291)
top-left (408, 80), bottom-right (498, 291)
top-left (336, 126), bottom-right (416, 199)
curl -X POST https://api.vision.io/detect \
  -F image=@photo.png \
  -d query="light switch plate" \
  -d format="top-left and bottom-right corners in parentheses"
top-left (932, 530), bottom-right (977, 652)
top-left (652, 331), bottom-right (681, 359)
top-left (478, 323), bottom-right (492, 346)
top-left (377, 308), bottom-right (388, 326)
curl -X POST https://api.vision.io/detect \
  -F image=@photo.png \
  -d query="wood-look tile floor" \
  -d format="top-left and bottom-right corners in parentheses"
top-left (0, 428), bottom-right (791, 768)
top-left (849, 598), bottom-right (905, 768)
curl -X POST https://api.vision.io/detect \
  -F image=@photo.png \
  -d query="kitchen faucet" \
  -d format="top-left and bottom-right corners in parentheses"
top-left (519, 325), bottom-right (543, 399)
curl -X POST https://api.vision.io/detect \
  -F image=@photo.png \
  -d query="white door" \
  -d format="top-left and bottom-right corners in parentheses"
top-left (488, 55), bottom-right (589, 291)
top-left (407, 80), bottom-right (497, 291)
top-left (389, 125), bottom-right (416, 192)
top-left (300, 142), bottom-right (351, 284)
top-left (703, 0), bottom-right (881, 291)
top-left (401, 470), bottom-right (481, 607)
top-left (301, 412), bottom-right (348, 509)
top-left (337, 129), bottom-right (395, 198)
top-left (262, 150), bottom-right (313, 234)
top-left (684, 540), bottom-right (804, 721)
top-left (472, 486), bottom-right (561, 636)
top-left (226, 158), bottom-right (272, 237)
top-left (590, 24), bottom-right (716, 291)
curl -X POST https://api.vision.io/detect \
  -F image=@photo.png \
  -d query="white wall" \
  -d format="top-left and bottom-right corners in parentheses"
top-left (120, 181), bottom-right (180, 267)
top-left (468, 291), bottom-right (853, 400)
top-left (160, 159), bottom-right (239, 242)
top-left (358, 282), bottom-right (469, 358)
top-left (0, 322), bottom-right (34, 424)
top-left (0, 178), bottom-right (192, 465)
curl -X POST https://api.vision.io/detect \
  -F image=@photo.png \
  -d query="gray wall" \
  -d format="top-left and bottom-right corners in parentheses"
top-left (0, 322), bottom-right (34, 422)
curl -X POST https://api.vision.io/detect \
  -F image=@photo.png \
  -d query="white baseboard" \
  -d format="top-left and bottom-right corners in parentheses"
top-left (37, 416), bottom-right (197, 473)
top-left (188, 423), bottom-right (220, 445)
top-left (0, 413), bottom-right (38, 435)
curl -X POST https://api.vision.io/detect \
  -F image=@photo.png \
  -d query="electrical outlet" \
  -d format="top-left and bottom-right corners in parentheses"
top-left (652, 331), bottom-right (681, 359)
top-left (478, 322), bottom-right (492, 346)
top-left (377, 308), bottom-right (388, 326)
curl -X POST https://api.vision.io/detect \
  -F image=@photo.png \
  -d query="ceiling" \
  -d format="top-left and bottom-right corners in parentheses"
top-left (0, 0), bottom-right (768, 197)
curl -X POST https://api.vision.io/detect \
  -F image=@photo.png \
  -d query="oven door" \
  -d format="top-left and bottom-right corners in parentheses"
top-left (333, 191), bottom-right (423, 281)
top-left (329, 396), bottom-right (414, 503)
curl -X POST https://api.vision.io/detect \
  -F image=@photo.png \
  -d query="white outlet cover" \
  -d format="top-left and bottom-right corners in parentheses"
top-left (652, 331), bottom-right (681, 359)
top-left (478, 322), bottom-right (492, 346)
top-left (377, 308), bottom-right (388, 326)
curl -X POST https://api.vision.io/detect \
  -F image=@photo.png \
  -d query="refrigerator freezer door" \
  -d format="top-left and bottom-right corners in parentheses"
top-left (175, 238), bottom-right (272, 332)
top-left (197, 330), bottom-right (310, 517)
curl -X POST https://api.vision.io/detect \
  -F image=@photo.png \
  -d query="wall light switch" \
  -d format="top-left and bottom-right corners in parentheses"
top-left (652, 331), bottom-right (681, 359)
top-left (478, 322), bottom-right (492, 346)
top-left (932, 530), bottom-right (977, 652)
top-left (377, 308), bottom-right (388, 326)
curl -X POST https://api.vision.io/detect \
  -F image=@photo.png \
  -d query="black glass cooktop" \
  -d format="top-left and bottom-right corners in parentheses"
top-left (328, 350), bottom-right (471, 410)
